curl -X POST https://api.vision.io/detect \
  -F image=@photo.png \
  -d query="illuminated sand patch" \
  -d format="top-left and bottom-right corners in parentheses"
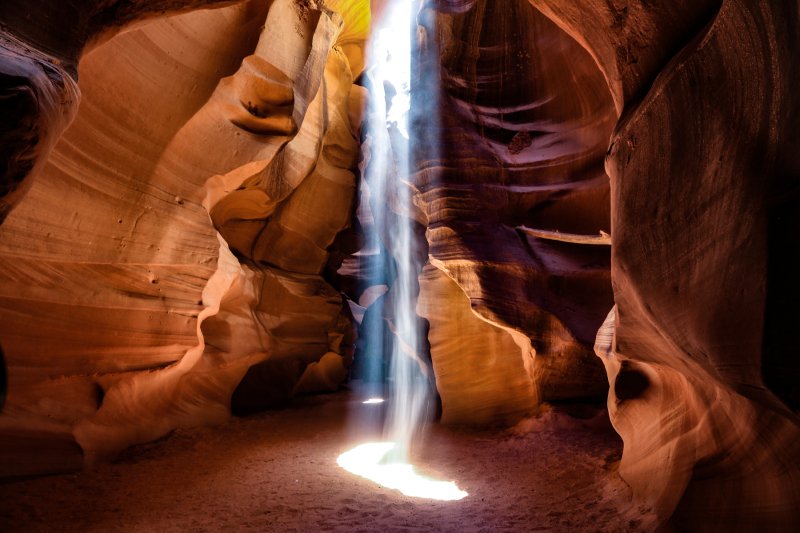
top-left (344, 0), bottom-right (464, 504)
top-left (337, 442), bottom-right (468, 501)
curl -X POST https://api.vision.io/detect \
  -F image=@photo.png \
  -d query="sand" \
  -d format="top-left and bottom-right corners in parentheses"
top-left (0, 389), bottom-right (656, 532)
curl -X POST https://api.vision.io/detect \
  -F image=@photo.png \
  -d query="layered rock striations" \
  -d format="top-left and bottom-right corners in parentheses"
top-left (531, 0), bottom-right (800, 527)
top-left (0, 1), bottom-right (268, 474)
top-left (0, 0), bottom-right (367, 463)
top-left (413, 0), bottom-right (617, 423)
top-left (0, 0), bottom-right (250, 222)
top-left (0, 0), bottom-right (798, 529)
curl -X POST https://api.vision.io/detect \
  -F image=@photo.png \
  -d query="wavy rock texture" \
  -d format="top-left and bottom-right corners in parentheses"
top-left (0, 0), bottom-right (798, 529)
top-left (0, 2), bottom-right (265, 473)
top-left (0, 1), bottom-right (248, 223)
top-left (0, 0), bottom-right (367, 462)
top-left (75, 0), bottom-right (367, 455)
top-left (531, 0), bottom-right (800, 527)
top-left (0, 35), bottom-right (79, 224)
top-left (418, 264), bottom-right (537, 424)
top-left (410, 0), bottom-right (616, 423)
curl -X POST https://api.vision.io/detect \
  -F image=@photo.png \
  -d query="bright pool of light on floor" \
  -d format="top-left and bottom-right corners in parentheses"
top-left (362, 398), bottom-right (385, 404)
top-left (337, 442), bottom-right (468, 501)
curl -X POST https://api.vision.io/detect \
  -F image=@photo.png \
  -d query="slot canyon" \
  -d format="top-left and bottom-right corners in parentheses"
top-left (0, 0), bottom-right (798, 530)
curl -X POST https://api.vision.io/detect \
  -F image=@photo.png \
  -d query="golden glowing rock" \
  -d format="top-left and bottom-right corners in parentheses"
top-left (0, 2), bottom-right (798, 530)
top-left (0, 0), bottom-right (368, 460)
top-left (418, 265), bottom-right (538, 425)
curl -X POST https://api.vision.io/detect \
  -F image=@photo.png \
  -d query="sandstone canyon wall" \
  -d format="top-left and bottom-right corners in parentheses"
top-left (529, 0), bottom-right (800, 528)
top-left (1, 0), bottom-right (267, 474)
top-left (413, 0), bottom-right (616, 425)
top-left (0, 0), bottom-right (798, 530)
top-left (0, 0), bottom-right (367, 465)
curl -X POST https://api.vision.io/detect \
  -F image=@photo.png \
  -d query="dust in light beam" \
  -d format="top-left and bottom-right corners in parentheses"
top-left (337, 0), bottom-right (467, 502)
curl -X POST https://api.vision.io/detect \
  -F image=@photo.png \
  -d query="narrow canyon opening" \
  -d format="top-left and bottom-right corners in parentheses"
top-left (1, 1), bottom-right (798, 531)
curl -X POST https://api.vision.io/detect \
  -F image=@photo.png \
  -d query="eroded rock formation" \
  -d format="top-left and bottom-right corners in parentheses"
top-left (0, 0), bottom-right (249, 222)
top-left (531, 0), bottom-right (800, 527)
top-left (1, 1), bottom-right (269, 474)
top-left (0, 0), bottom-right (798, 529)
top-left (413, 0), bottom-right (616, 422)
top-left (0, 0), bottom-right (368, 462)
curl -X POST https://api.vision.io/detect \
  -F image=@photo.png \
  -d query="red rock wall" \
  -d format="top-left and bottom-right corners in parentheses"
top-left (0, 1), bottom-right (264, 437)
top-left (0, 0), bottom-right (368, 461)
top-left (413, 0), bottom-right (616, 422)
top-left (532, 0), bottom-right (800, 527)
top-left (0, 1), bottom-right (798, 528)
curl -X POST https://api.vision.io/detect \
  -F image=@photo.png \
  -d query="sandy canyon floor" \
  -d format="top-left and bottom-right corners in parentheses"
top-left (0, 388), bottom-right (656, 532)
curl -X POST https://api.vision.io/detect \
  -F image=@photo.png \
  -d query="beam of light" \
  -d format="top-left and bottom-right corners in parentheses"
top-left (373, 16), bottom-right (411, 139)
top-left (337, 442), bottom-right (468, 501)
top-left (372, 0), bottom-right (422, 468)
top-left (338, 0), bottom-right (467, 502)
top-left (362, 398), bottom-right (385, 404)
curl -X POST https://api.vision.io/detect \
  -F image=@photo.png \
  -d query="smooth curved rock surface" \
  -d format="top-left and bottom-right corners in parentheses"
top-left (0, 1), bottom-right (797, 530)
top-left (531, 0), bottom-right (800, 527)
top-left (0, 0), bottom-right (249, 222)
top-left (409, 0), bottom-right (616, 423)
top-left (0, 2), bottom-right (265, 429)
top-left (75, 0), bottom-right (367, 455)
top-left (0, 0), bottom-right (367, 459)
top-left (418, 264), bottom-right (538, 424)
top-left (0, 33), bottom-right (79, 223)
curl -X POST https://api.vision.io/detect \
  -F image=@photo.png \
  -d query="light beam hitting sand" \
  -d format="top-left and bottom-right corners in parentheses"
top-left (362, 398), bottom-right (385, 404)
top-left (337, 443), bottom-right (468, 501)
top-left (337, 0), bottom-right (467, 501)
